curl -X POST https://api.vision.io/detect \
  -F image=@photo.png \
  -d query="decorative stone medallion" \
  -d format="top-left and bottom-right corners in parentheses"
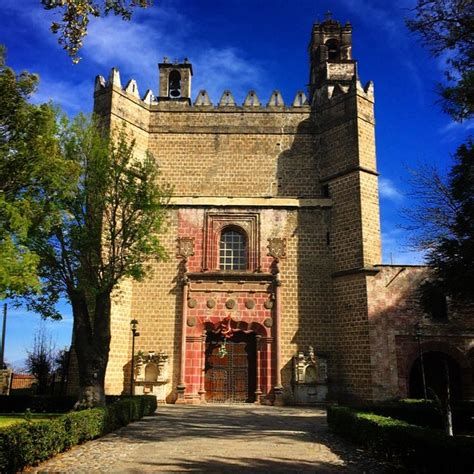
top-left (187, 298), bottom-right (197, 308)
top-left (187, 316), bottom-right (197, 327)
top-left (264, 318), bottom-right (273, 328)
top-left (206, 298), bottom-right (216, 309)
top-left (225, 299), bottom-right (236, 310)
top-left (267, 237), bottom-right (286, 259)
top-left (177, 237), bottom-right (195, 259)
top-left (245, 298), bottom-right (255, 309)
top-left (264, 300), bottom-right (274, 310)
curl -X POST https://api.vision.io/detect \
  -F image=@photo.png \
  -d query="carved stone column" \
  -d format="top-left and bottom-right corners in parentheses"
top-left (267, 238), bottom-right (286, 406)
top-left (262, 336), bottom-right (273, 404)
top-left (273, 278), bottom-right (284, 406)
top-left (176, 238), bottom-right (194, 404)
top-left (254, 335), bottom-right (262, 404)
top-left (176, 274), bottom-right (189, 403)
top-left (198, 331), bottom-right (207, 401)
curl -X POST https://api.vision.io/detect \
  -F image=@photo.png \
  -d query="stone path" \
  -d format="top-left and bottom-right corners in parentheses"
top-left (31, 405), bottom-right (390, 473)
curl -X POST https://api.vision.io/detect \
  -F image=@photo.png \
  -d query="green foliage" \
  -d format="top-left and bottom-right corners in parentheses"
top-left (327, 406), bottom-right (474, 473)
top-left (406, 0), bottom-right (474, 121)
top-left (0, 395), bottom-right (157, 471)
top-left (0, 46), bottom-right (75, 298)
top-left (25, 327), bottom-right (57, 395)
top-left (41, 0), bottom-right (152, 63)
top-left (405, 140), bottom-right (474, 302)
top-left (428, 140), bottom-right (474, 301)
top-left (0, 395), bottom-right (77, 413)
top-left (23, 114), bottom-right (170, 319)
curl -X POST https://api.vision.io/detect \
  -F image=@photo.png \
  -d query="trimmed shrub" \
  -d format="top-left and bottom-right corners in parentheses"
top-left (0, 395), bottom-right (157, 472)
top-left (356, 399), bottom-right (474, 432)
top-left (327, 406), bottom-right (474, 473)
top-left (0, 395), bottom-right (77, 413)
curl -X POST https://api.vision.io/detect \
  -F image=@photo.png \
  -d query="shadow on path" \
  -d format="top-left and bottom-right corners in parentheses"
top-left (33, 405), bottom-right (392, 473)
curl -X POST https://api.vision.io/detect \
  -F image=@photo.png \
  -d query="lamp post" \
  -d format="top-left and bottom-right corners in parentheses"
top-left (130, 319), bottom-right (140, 396)
top-left (0, 304), bottom-right (7, 369)
top-left (414, 322), bottom-right (427, 399)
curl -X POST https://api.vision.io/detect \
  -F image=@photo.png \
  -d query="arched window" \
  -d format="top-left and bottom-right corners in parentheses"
top-left (219, 228), bottom-right (247, 270)
top-left (325, 39), bottom-right (340, 60)
top-left (169, 70), bottom-right (181, 98)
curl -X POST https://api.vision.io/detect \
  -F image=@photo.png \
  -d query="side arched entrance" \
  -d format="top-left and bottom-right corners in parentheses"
top-left (409, 351), bottom-right (463, 400)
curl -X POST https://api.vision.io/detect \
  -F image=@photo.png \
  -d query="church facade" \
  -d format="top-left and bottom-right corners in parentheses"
top-left (69, 17), bottom-right (473, 404)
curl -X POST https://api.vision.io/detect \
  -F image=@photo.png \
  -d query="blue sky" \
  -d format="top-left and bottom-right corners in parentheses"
top-left (1, 0), bottom-right (472, 367)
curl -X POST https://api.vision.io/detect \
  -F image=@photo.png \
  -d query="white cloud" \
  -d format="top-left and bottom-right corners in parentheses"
top-left (32, 77), bottom-right (92, 116)
top-left (381, 228), bottom-right (425, 265)
top-left (379, 177), bottom-right (404, 202)
top-left (338, 0), bottom-right (424, 98)
top-left (439, 119), bottom-right (474, 135)
top-left (82, 9), bottom-right (267, 104)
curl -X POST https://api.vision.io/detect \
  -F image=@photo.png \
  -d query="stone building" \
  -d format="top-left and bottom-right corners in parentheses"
top-left (70, 16), bottom-right (473, 404)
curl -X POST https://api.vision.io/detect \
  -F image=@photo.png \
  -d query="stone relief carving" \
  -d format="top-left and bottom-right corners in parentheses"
top-left (267, 237), bottom-right (286, 260)
top-left (293, 346), bottom-right (328, 404)
top-left (134, 351), bottom-right (170, 402)
top-left (177, 237), bottom-right (195, 259)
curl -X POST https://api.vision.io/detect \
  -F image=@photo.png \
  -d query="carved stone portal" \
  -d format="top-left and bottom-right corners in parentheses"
top-left (293, 346), bottom-right (328, 404)
top-left (134, 351), bottom-right (169, 403)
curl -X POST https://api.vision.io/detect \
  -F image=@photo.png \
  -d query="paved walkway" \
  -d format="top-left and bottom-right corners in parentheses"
top-left (31, 405), bottom-right (390, 473)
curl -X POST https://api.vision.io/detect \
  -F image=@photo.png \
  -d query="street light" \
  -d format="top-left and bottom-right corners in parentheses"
top-left (414, 322), bottom-right (427, 399)
top-left (130, 319), bottom-right (140, 396)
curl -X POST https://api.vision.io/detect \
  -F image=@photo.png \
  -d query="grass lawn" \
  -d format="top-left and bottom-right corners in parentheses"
top-left (0, 413), bottom-right (62, 427)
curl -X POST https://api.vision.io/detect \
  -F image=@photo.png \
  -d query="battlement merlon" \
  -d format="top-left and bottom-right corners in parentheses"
top-left (93, 68), bottom-right (372, 115)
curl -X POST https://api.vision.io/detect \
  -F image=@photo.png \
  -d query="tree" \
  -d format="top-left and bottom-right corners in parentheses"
top-left (406, 0), bottom-right (474, 121)
top-left (41, 0), bottom-right (152, 63)
top-left (406, 141), bottom-right (474, 302)
top-left (25, 326), bottom-right (56, 395)
top-left (0, 46), bottom-right (75, 298)
top-left (23, 115), bottom-right (170, 407)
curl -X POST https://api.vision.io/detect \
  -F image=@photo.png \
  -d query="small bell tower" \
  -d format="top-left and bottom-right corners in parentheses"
top-left (308, 12), bottom-right (355, 102)
top-left (158, 58), bottom-right (193, 103)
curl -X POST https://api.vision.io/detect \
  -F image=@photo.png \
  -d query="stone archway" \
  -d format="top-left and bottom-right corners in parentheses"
top-left (409, 351), bottom-right (463, 400)
top-left (404, 341), bottom-right (472, 400)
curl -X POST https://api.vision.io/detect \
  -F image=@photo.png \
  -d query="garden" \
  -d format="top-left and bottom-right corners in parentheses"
top-left (327, 399), bottom-right (474, 473)
top-left (0, 394), bottom-right (157, 472)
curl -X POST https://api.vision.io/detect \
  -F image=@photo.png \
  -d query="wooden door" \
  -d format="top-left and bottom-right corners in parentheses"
top-left (205, 333), bottom-right (255, 403)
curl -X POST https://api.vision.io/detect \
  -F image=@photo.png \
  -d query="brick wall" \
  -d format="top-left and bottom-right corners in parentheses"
top-left (367, 265), bottom-right (474, 401)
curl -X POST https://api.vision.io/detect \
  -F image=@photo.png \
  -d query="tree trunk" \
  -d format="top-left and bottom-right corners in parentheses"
top-left (70, 290), bottom-right (112, 409)
top-left (443, 357), bottom-right (454, 436)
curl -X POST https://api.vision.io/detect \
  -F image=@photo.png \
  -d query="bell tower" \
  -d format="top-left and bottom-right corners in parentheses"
top-left (308, 13), bottom-right (355, 102)
top-left (158, 58), bottom-right (193, 103)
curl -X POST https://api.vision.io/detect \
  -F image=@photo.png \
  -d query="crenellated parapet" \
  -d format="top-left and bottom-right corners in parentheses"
top-left (95, 62), bottom-right (374, 116)
top-left (94, 67), bottom-right (372, 111)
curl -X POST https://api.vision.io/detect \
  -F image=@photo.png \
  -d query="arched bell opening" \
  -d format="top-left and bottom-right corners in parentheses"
top-left (168, 70), bottom-right (182, 98)
top-left (325, 38), bottom-right (340, 60)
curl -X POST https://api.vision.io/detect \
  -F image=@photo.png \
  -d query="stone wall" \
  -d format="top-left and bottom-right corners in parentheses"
top-left (367, 265), bottom-right (474, 401)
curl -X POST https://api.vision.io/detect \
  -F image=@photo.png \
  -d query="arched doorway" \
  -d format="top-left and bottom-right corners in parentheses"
top-left (409, 351), bottom-right (463, 400)
top-left (205, 331), bottom-right (257, 403)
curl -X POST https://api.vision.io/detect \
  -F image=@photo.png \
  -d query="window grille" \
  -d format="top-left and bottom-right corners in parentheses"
top-left (219, 229), bottom-right (247, 270)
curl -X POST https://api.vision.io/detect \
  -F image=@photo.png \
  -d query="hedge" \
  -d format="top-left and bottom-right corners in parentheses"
top-left (0, 395), bottom-right (77, 413)
top-left (327, 406), bottom-right (474, 473)
top-left (0, 395), bottom-right (157, 472)
top-left (356, 399), bottom-right (474, 432)
top-left (0, 395), bottom-right (133, 414)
